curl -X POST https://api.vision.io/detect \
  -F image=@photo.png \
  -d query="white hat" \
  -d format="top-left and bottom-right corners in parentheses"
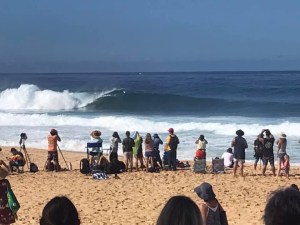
top-left (280, 132), bottom-right (287, 138)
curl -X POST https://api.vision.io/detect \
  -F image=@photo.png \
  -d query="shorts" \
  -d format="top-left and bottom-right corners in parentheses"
top-left (233, 158), bottom-right (245, 163)
top-left (278, 152), bottom-right (286, 161)
top-left (47, 151), bottom-right (58, 162)
top-left (262, 156), bottom-right (274, 166)
top-left (124, 152), bottom-right (133, 161)
top-left (145, 151), bottom-right (153, 158)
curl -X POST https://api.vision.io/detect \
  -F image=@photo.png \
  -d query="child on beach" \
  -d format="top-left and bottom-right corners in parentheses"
top-left (282, 154), bottom-right (290, 178)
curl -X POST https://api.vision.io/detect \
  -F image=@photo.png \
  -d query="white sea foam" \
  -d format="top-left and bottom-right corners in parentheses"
top-left (0, 84), bottom-right (115, 111)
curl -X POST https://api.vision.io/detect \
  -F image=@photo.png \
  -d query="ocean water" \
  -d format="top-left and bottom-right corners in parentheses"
top-left (0, 71), bottom-right (300, 164)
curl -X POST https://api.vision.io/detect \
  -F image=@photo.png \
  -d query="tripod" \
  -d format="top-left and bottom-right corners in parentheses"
top-left (20, 144), bottom-right (32, 170)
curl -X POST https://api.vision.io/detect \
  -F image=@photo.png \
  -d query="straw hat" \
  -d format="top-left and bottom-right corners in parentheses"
top-left (90, 130), bottom-right (101, 139)
top-left (0, 166), bottom-right (9, 180)
top-left (280, 132), bottom-right (287, 139)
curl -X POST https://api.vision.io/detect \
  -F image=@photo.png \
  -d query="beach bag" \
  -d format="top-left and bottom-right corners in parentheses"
top-left (80, 158), bottom-right (90, 174)
top-left (7, 186), bottom-right (20, 214)
top-left (29, 163), bottom-right (38, 173)
top-left (169, 135), bottom-right (179, 150)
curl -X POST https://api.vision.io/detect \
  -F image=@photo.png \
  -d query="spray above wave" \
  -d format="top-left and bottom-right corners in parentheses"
top-left (0, 84), bottom-right (117, 112)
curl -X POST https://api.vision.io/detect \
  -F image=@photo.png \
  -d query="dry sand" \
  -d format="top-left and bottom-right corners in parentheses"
top-left (1, 146), bottom-right (298, 225)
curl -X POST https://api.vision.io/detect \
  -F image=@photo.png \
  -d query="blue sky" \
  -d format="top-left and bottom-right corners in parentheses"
top-left (0, 1), bottom-right (300, 71)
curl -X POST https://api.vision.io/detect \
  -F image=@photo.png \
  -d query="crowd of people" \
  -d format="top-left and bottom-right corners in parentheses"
top-left (218, 129), bottom-right (291, 177)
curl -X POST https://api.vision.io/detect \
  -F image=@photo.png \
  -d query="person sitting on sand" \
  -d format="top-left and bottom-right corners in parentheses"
top-left (40, 196), bottom-right (80, 225)
top-left (7, 148), bottom-right (26, 173)
top-left (195, 135), bottom-right (208, 160)
top-left (263, 187), bottom-right (300, 225)
top-left (221, 147), bottom-right (234, 168)
top-left (47, 129), bottom-right (61, 172)
top-left (156, 195), bottom-right (202, 225)
top-left (194, 182), bottom-right (227, 225)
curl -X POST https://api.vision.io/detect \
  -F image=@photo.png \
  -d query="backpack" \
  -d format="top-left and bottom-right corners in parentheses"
top-left (169, 135), bottom-right (179, 150)
top-left (80, 158), bottom-right (90, 174)
top-left (29, 163), bottom-right (38, 173)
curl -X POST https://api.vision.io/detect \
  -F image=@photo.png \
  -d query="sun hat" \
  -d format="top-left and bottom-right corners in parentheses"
top-left (168, 128), bottom-right (174, 133)
top-left (280, 132), bottom-right (287, 138)
top-left (0, 166), bottom-right (9, 180)
top-left (194, 182), bottom-right (216, 202)
top-left (236, 129), bottom-right (244, 136)
top-left (90, 130), bottom-right (101, 139)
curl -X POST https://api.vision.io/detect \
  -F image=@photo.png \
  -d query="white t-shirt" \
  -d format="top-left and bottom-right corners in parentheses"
top-left (221, 152), bottom-right (233, 167)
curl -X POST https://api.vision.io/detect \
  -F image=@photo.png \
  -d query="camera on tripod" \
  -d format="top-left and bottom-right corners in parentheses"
top-left (19, 133), bottom-right (28, 148)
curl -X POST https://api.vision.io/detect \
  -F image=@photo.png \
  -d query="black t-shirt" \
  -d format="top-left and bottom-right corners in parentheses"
top-left (122, 137), bottom-right (135, 152)
top-left (262, 137), bottom-right (275, 157)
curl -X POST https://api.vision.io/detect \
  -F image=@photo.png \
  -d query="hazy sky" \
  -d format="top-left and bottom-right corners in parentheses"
top-left (1, 1), bottom-right (300, 71)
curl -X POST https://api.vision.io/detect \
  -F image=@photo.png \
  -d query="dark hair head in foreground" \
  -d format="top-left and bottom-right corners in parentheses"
top-left (40, 196), bottom-right (80, 225)
top-left (156, 195), bottom-right (202, 225)
top-left (263, 187), bottom-right (300, 225)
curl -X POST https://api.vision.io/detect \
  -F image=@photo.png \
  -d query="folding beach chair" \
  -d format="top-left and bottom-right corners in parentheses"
top-left (86, 142), bottom-right (103, 168)
top-left (193, 158), bottom-right (206, 173)
top-left (212, 157), bottom-right (225, 174)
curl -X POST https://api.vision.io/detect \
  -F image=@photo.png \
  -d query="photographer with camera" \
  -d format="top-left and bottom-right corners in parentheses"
top-left (258, 129), bottom-right (275, 176)
top-left (47, 129), bottom-right (61, 172)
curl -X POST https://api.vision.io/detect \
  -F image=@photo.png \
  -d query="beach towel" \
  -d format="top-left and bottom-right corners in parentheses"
top-left (133, 134), bottom-right (142, 156)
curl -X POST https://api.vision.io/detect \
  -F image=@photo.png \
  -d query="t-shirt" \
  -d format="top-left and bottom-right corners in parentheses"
top-left (221, 152), bottom-right (233, 167)
top-left (262, 137), bottom-right (275, 157)
top-left (232, 136), bottom-right (248, 160)
top-left (122, 137), bottom-right (135, 153)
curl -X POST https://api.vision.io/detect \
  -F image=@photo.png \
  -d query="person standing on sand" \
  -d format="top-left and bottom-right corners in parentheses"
top-left (144, 133), bottom-right (154, 172)
top-left (253, 133), bottom-right (264, 170)
top-left (153, 134), bottom-right (163, 168)
top-left (165, 128), bottom-right (179, 171)
top-left (47, 129), bottom-right (61, 172)
top-left (276, 132), bottom-right (287, 177)
top-left (258, 129), bottom-right (275, 176)
top-left (231, 129), bottom-right (248, 177)
top-left (109, 131), bottom-right (121, 161)
top-left (122, 131), bottom-right (135, 172)
top-left (195, 135), bottom-right (208, 160)
top-left (132, 131), bottom-right (144, 171)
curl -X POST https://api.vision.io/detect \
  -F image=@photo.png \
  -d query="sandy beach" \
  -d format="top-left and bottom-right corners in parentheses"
top-left (1, 146), bottom-right (298, 225)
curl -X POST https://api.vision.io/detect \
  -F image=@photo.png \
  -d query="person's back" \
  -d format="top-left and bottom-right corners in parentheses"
top-left (123, 136), bottom-right (134, 152)
top-left (153, 134), bottom-right (163, 151)
top-left (221, 148), bottom-right (233, 168)
top-left (263, 187), bottom-right (300, 225)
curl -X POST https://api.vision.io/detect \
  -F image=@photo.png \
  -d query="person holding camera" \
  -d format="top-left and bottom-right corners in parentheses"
top-left (47, 129), bottom-right (61, 172)
top-left (258, 129), bottom-right (275, 176)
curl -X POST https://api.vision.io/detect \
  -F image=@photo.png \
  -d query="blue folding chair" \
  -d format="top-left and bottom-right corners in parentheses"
top-left (86, 142), bottom-right (103, 168)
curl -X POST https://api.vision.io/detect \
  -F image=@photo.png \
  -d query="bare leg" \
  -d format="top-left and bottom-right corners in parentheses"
top-left (271, 165), bottom-right (275, 176)
top-left (135, 156), bottom-right (138, 171)
top-left (277, 158), bottom-right (281, 176)
top-left (145, 157), bottom-right (149, 172)
top-left (233, 161), bottom-right (238, 176)
top-left (240, 163), bottom-right (244, 176)
top-left (262, 165), bottom-right (267, 176)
